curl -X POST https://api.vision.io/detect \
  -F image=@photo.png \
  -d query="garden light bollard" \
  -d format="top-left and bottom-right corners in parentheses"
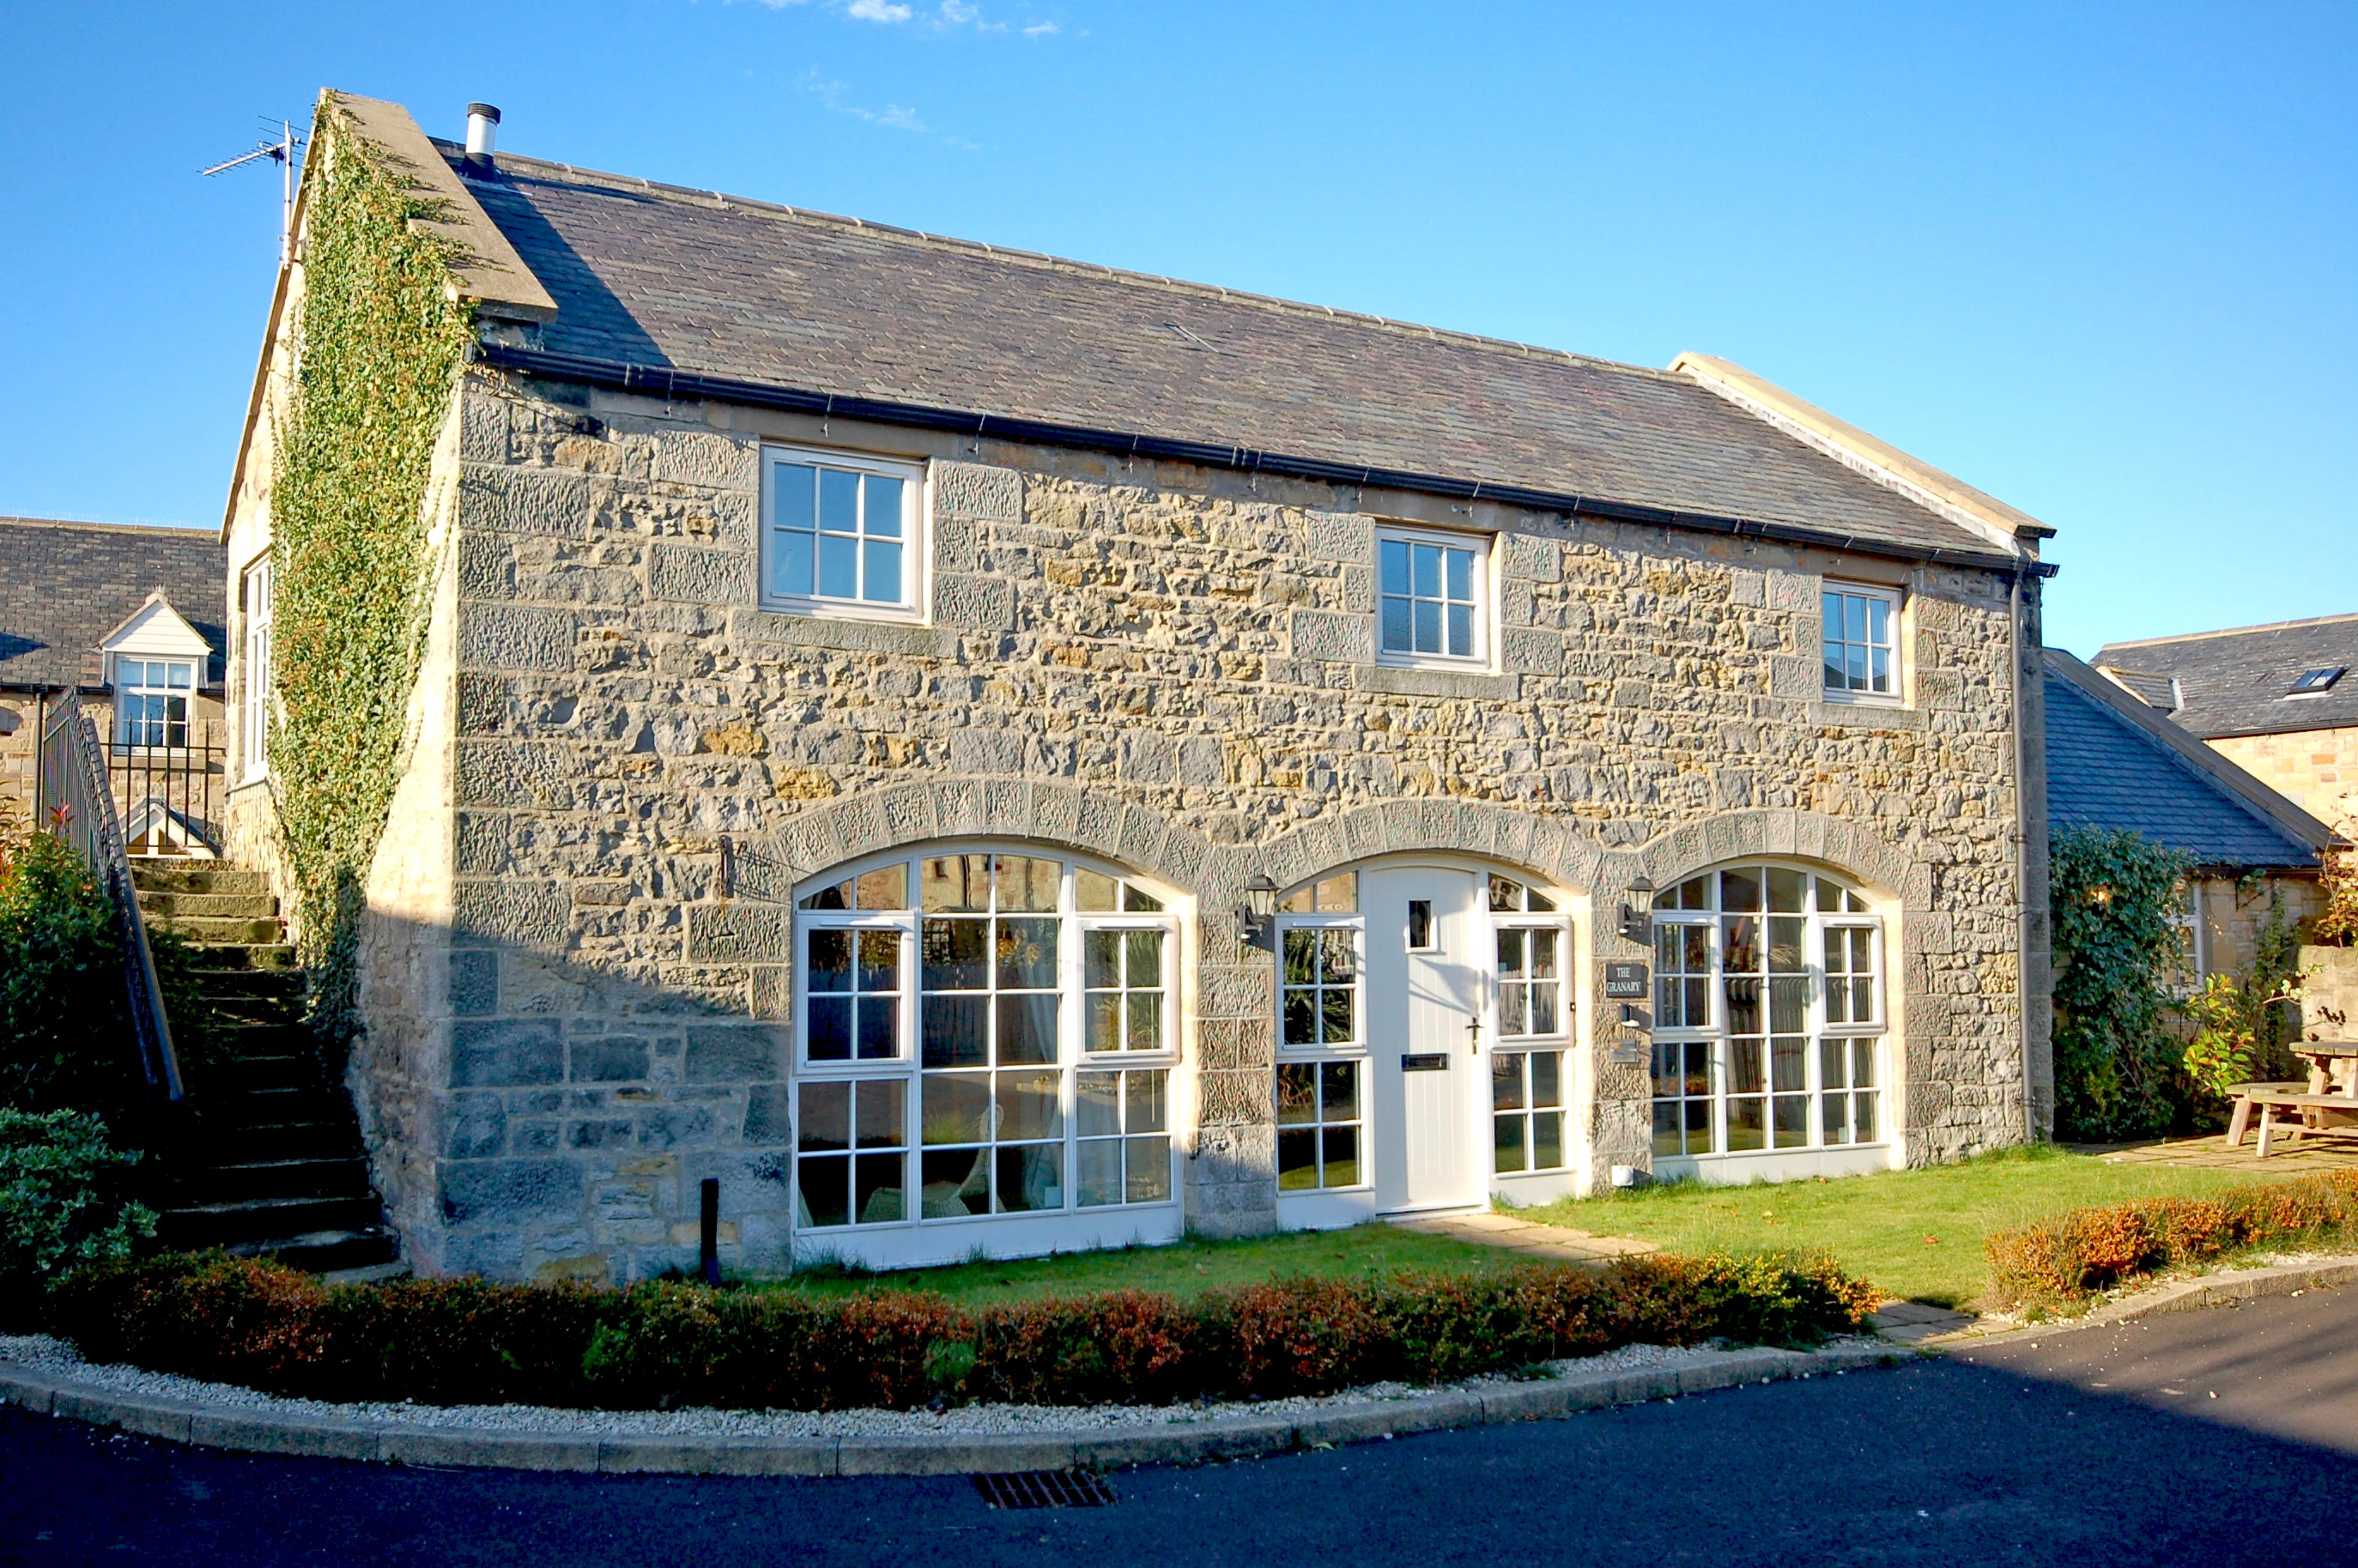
top-left (700, 1177), bottom-right (720, 1286)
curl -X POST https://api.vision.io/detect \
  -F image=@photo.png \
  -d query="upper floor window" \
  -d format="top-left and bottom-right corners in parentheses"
top-left (242, 559), bottom-right (273, 780)
top-left (1377, 525), bottom-right (1488, 668)
top-left (116, 658), bottom-right (195, 749)
top-left (761, 446), bottom-right (923, 620)
top-left (1822, 584), bottom-right (1901, 701)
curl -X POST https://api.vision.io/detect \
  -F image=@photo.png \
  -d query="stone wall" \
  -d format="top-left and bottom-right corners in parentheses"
top-left (362, 364), bottom-right (2043, 1281)
top-left (2191, 875), bottom-right (2324, 986)
top-left (2208, 727), bottom-right (2358, 832)
top-left (2303, 943), bottom-right (2358, 1045)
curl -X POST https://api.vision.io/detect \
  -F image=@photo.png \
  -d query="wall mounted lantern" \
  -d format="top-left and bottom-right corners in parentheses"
top-left (1617, 875), bottom-right (1656, 944)
top-left (1240, 874), bottom-right (1281, 943)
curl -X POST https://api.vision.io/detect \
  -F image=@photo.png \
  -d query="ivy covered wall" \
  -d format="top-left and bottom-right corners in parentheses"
top-left (269, 93), bottom-right (476, 1043)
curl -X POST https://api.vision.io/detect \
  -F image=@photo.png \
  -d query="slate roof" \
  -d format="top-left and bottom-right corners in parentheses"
top-left (448, 146), bottom-right (2009, 566)
top-left (2044, 649), bottom-right (2335, 869)
top-left (0, 518), bottom-right (225, 691)
top-left (2094, 614), bottom-right (2358, 740)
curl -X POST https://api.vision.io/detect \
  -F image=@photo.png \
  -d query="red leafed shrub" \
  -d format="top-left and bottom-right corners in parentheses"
top-left (1227, 1276), bottom-right (1393, 1398)
top-left (1987, 1171), bottom-right (2358, 1310)
top-left (46, 1248), bottom-right (1878, 1412)
top-left (970, 1289), bottom-right (1200, 1407)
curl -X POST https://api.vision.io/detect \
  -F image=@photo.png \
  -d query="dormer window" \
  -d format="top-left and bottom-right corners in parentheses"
top-left (117, 658), bottom-right (195, 748)
top-left (99, 590), bottom-right (215, 752)
top-left (2287, 667), bottom-right (2346, 698)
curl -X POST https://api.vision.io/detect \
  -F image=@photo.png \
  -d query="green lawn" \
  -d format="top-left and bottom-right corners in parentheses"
top-left (757, 1226), bottom-right (1529, 1307)
top-left (1518, 1145), bottom-right (2315, 1309)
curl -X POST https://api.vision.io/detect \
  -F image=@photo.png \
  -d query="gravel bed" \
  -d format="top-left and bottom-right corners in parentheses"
top-left (0, 1335), bottom-right (1849, 1439)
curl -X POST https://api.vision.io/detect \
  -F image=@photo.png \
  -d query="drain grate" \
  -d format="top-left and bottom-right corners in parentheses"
top-left (973, 1469), bottom-right (1117, 1509)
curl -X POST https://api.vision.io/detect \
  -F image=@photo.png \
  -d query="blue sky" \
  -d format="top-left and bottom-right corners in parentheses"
top-left (0, 1), bottom-right (2349, 656)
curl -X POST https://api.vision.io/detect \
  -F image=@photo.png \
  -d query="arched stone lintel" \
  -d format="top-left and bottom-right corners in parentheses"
top-left (1246, 800), bottom-right (1608, 898)
top-left (767, 792), bottom-right (1923, 921)
top-left (1635, 808), bottom-right (1927, 912)
top-left (767, 781), bottom-right (1217, 900)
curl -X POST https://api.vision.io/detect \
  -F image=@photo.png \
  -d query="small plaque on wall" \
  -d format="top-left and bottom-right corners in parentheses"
top-left (1603, 961), bottom-right (1650, 1000)
top-left (1606, 1042), bottom-right (1649, 1067)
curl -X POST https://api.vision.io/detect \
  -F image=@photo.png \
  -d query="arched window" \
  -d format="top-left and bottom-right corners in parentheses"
top-left (792, 850), bottom-right (1179, 1231)
top-left (1650, 865), bottom-right (1886, 1161)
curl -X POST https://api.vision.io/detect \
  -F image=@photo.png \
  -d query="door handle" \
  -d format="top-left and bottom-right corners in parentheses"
top-left (1465, 1014), bottom-right (1482, 1055)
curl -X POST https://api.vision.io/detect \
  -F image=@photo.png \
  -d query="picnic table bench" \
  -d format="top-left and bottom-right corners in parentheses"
top-left (2226, 1044), bottom-right (2358, 1158)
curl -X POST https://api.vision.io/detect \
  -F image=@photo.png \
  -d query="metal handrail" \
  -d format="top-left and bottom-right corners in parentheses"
top-left (33, 693), bottom-right (184, 1103)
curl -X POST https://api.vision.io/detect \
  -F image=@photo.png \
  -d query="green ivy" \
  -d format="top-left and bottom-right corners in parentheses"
top-left (270, 95), bottom-right (475, 1047)
top-left (2048, 826), bottom-right (2193, 1141)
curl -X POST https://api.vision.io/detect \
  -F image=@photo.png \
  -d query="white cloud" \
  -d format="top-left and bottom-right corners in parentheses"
top-left (845, 0), bottom-right (912, 19)
top-left (799, 71), bottom-right (930, 133)
top-left (1021, 19), bottom-right (1057, 33)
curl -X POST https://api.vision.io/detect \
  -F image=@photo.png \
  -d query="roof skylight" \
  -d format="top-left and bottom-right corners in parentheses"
top-left (2286, 666), bottom-right (2347, 697)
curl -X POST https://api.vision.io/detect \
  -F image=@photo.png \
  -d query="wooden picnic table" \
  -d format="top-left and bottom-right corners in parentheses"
top-left (2224, 1042), bottom-right (2358, 1158)
top-left (2294, 1040), bottom-right (2358, 1097)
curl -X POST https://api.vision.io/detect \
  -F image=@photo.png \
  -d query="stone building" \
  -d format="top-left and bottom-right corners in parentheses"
top-left (217, 94), bottom-right (2056, 1282)
top-left (0, 516), bottom-right (227, 849)
top-left (2096, 614), bottom-right (2358, 833)
top-left (2046, 648), bottom-right (2334, 984)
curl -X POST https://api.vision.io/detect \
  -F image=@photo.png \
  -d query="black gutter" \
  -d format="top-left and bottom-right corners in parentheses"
top-left (474, 344), bottom-right (2058, 582)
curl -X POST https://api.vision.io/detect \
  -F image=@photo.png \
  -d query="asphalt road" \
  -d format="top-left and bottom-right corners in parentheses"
top-left (3, 1284), bottom-right (2355, 1568)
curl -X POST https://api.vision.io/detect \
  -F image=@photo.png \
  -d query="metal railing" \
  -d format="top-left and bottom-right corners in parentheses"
top-left (102, 723), bottom-right (227, 858)
top-left (34, 693), bottom-right (184, 1103)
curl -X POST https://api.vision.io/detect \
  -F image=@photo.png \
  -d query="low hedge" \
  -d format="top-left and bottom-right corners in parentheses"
top-left (46, 1250), bottom-right (1878, 1412)
top-left (1985, 1169), bottom-right (2358, 1311)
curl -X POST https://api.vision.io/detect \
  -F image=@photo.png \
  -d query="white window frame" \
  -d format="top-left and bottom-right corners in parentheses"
top-left (241, 557), bottom-right (273, 781)
top-left (789, 850), bottom-right (1181, 1233)
top-left (113, 656), bottom-right (198, 750)
top-left (1821, 581), bottom-right (1905, 705)
top-left (759, 445), bottom-right (927, 624)
top-left (1647, 864), bottom-right (1890, 1159)
top-left (1274, 911), bottom-right (1370, 1194)
top-left (2163, 881), bottom-right (2206, 998)
top-left (1488, 884), bottom-right (1573, 1176)
top-left (1374, 524), bottom-right (1493, 671)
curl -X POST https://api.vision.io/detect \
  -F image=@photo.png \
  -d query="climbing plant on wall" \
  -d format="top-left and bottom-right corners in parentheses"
top-left (270, 94), bottom-right (475, 1046)
top-left (2048, 825), bottom-right (2195, 1142)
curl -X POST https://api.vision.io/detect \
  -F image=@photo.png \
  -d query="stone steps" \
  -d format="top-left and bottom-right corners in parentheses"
top-left (132, 861), bottom-right (397, 1276)
top-left (136, 890), bottom-right (280, 920)
top-left (131, 866), bottom-right (270, 896)
top-left (148, 914), bottom-right (287, 945)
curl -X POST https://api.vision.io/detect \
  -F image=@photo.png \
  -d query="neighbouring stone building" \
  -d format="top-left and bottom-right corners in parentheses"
top-left (216, 94), bottom-right (2057, 1283)
top-left (2045, 648), bottom-right (2334, 984)
top-left (1, 516), bottom-right (227, 850)
top-left (2096, 614), bottom-right (2358, 834)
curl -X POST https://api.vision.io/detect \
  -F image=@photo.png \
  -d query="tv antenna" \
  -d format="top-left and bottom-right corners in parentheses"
top-left (203, 118), bottom-right (307, 269)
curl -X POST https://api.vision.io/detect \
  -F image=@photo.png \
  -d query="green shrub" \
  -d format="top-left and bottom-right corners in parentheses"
top-left (0, 831), bottom-right (136, 1114)
top-left (49, 1249), bottom-right (1879, 1411)
top-left (0, 1108), bottom-right (155, 1323)
top-left (2049, 826), bottom-right (2197, 1141)
top-left (1985, 1169), bottom-right (2358, 1310)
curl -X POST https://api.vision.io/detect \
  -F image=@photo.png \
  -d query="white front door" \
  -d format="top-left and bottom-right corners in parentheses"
top-left (1364, 867), bottom-right (1482, 1212)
